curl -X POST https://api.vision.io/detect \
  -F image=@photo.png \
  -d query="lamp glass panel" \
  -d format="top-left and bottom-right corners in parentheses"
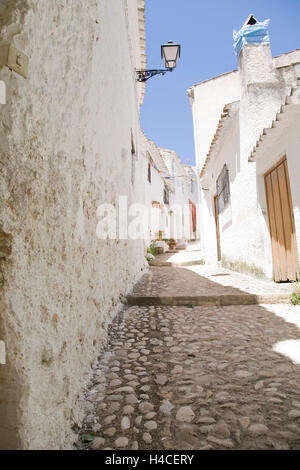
top-left (163, 45), bottom-right (179, 62)
top-left (166, 60), bottom-right (176, 69)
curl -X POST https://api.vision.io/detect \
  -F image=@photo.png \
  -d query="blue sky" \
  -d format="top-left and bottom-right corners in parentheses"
top-left (140, 0), bottom-right (300, 166)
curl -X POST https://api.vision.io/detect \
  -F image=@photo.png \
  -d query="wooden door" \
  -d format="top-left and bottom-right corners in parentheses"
top-left (265, 157), bottom-right (299, 282)
top-left (189, 200), bottom-right (197, 236)
top-left (214, 195), bottom-right (221, 261)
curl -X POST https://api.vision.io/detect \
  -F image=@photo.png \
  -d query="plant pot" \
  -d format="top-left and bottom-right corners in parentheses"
top-left (168, 244), bottom-right (176, 251)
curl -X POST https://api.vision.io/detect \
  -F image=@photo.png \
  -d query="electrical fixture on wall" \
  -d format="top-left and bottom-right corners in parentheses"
top-left (0, 43), bottom-right (29, 78)
top-left (136, 41), bottom-right (181, 82)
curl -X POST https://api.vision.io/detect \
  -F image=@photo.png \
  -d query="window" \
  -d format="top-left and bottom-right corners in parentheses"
top-left (163, 187), bottom-right (169, 205)
top-left (216, 164), bottom-right (230, 214)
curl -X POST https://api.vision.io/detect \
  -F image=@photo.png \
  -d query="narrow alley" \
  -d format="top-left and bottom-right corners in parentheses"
top-left (77, 247), bottom-right (300, 451)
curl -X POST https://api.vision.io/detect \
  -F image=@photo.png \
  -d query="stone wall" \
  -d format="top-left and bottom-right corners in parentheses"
top-left (0, 0), bottom-right (147, 449)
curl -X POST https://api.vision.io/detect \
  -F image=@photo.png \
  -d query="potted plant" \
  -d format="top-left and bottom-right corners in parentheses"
top-left (157, 230), bottom-right (164, 241)
top-left (168, 238), bottom-right (177, 250)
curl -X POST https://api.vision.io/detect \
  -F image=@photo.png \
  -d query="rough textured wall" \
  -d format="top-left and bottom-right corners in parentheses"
top-left (238, 45), bottom-right (287, 171)
top-left (0, 0), bottom-right (147, 449)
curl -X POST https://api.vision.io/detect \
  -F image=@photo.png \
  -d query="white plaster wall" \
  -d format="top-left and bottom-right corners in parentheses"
top-left (160, 149), bottom-right (193, 240)
top-left (238, 45), bottom-right (293, 168)
top-left (202, 113), bottom-right (267, 271)
top-left (138, 138), bottom-right (172, 242)
top-left (0, 0), bottom-right (147, 450)
top-left (273, 49), bottom-right (300, 68)
top-left (198, 184), bottom-right (218, 263)
top-left (190, 42), bottom-right (300, 276)
top-left (147, 160), bottom-right (168, 238)
top-left (189, 71), bottom-right (241, 169)
top-left (255, 111), bottom-right (300, 277)
top-left (184, 166), bottom-right (200, 239)
top-left (231, 45), bottom-right (299, 276)
top-left (184, 167), bottom-right (199, 207)
top-left (189, 49), bottom-right (300, 171)
top-left (124, 0), bottom-right (146, 106)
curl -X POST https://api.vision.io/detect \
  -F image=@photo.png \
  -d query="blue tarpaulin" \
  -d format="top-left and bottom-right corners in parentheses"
top-left (233, 19), bottom-right (270, 57)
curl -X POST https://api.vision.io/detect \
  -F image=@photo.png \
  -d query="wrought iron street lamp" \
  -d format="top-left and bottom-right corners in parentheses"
top-left (161, 41), bottom-right (181, 70)
top-left (136, 41), bottom-right (181, 82)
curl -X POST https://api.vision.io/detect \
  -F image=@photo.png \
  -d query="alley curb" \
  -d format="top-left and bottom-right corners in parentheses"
top-left (126, 293), bottom-right (291, 307)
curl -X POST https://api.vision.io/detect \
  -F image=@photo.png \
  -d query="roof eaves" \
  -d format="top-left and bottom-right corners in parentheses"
top-left (200, 101), bottom-right (239, 178)
top-left (188, 48), bottom-right (300, 96)
top-left (187, 69), bottom-right (238, 95)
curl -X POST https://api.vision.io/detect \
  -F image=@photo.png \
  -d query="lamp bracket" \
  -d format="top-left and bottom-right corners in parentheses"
top-left (136, 69), bottom-right (170, 82)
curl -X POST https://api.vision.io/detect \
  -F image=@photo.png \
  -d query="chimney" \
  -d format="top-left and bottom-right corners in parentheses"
top-left (233, 16), bottom-right (283, 164)
top-left (234, 15), bottom-right (278, 89)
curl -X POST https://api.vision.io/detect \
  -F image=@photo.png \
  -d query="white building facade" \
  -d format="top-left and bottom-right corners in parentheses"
top-left (139, 135), bottom-right (199, 246)
top-left (188, 16), bottom-right (300, 281)
top-left (139, 134), bottom-right (172, 242)
top-left (160, 148), bottom-right (200, 242)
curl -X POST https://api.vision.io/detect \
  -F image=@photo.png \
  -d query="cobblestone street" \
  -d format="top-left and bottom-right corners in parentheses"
top-left (77, 253), bottom-right (300, 451)
top-left (129, 266), bottom-right (291, 300)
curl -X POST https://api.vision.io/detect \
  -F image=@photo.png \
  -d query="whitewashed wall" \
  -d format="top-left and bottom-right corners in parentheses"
top-left (138, 136), bottom-right (170, 241)
top-left (189, 39), bottom-right (300, 276)
top-left (0, 0), bottom-right (147, 450)
top-left (160, 149), bottom-right (194, 240)
top-left (184, 166), bottom-right (200, 239)
top-left (188, 71), bottom-right (241, 169)
top-left (200, 110), bottom-right (266, 269)
top-left (255, 112), bottom-right (300, 277)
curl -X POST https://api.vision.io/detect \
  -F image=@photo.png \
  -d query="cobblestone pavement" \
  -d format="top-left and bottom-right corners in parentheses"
top-left (131, 265), bottom-right (292, 298)
top-left (77, 303), bottom-right (300, 450)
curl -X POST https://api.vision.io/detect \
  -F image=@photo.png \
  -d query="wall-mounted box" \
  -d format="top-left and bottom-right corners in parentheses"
top-left (0, 44), bottom-right (29, 79)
